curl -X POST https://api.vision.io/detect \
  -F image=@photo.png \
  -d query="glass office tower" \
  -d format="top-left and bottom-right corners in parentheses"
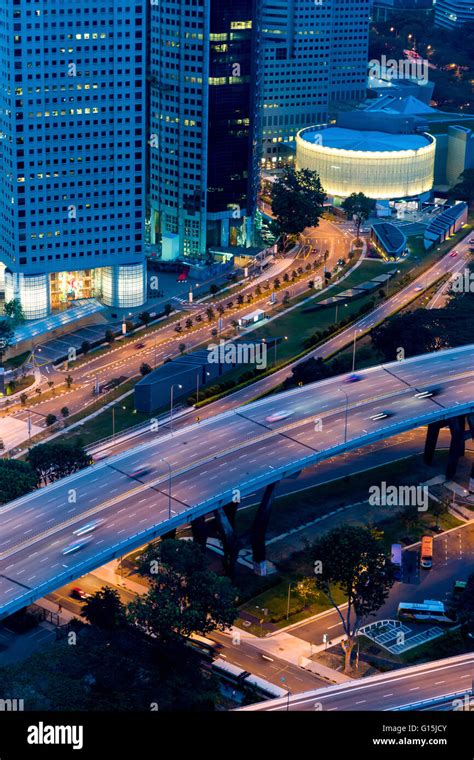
top-left (260, 0), bottom-right (371, 166)
top-left (149, 0), bottom-right (259, 261)
top-left (0, 0), bottom-right (147, 319)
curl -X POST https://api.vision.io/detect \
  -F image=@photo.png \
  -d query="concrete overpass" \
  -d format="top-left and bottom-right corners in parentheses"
top-left (238, 653), bottom-right (474, 711)
top-left (0, 344), bottom-right (473, 619)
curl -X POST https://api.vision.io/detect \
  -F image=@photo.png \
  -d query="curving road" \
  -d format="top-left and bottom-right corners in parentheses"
top-left (238, 653), bottom-right (474, 711)
top-left (0, 345), bottom-right (473, 619)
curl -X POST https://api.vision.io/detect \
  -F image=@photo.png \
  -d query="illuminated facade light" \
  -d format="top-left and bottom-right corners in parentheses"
top-left (296, 126), bottom-right (436, 200)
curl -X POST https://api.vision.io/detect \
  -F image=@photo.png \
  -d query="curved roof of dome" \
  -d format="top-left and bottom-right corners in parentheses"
top-left (299, 127), bottom-right (432, 152)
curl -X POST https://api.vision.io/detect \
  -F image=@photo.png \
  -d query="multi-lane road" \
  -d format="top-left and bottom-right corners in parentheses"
top-left (0, 344), bottom-right (473, 619)
top-left (87, 230), bottom-right (474, 464)
top-left (240, 654), bottom-right (474, 711)
top-left (8, 220), bottom-right (345, 435)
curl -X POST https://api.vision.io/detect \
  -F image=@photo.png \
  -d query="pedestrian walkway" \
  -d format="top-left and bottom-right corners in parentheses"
top-left (227, 627), bottom-right (352, 684)
top-left (91, 560), bottom-right (147, 596)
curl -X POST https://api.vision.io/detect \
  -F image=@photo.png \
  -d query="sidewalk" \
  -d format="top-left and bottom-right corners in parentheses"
top-left (227, 627), bottom-right (352, 684)
top-left (91, 559), bottom-right (148, 596)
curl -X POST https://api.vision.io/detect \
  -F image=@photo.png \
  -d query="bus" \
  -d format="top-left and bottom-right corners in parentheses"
top-left (397, 600), bottom-right (454, 624)
top-left (185, 633), bottom-right (220, 660)
top-left (211, 658), bottom-right (288, 699)
top-left (420, 536), bottom-right (433, 569)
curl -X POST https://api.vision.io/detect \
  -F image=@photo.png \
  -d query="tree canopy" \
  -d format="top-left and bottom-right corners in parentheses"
top-left (0, 321), bottom-right (14, 363)
top-left (341, 193), bottom-right (375, 239)
top-left (0, 460), bottom-right (38, 504)
top-left (271, 166), bottom-right (326, 238)
top-left (81, 586), bottom-right (127, 631)
top-left (26, 442), bottom-right (91, 484)
top-left (129, 539), bottom-right (238, 642)
top-left (310, 525), bottom-right (394, 671)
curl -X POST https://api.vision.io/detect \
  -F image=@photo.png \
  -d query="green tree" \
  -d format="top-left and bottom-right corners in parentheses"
top-left (164, 303), bottom-right (172, 317)
top-left (45, 413), bottom-right (57, 427)
top-left (283, 357), bottom-right (330, 389)
top-left (311, 526), bottom-right (394, 672)
top-left (105, 329), bottom-right (115, 344)
top-left (65, 374), bottom-right (73, 388)
top-left (0, 460), bottom-right (38, 504)
top-left (296, 577), bottom-right (318, 608)
top-left (81, 587), bottom-right (126, 631)
top-left (178, 343), bottom-right (186, 355)
top-left (138, 310), bottom-right (151, 326)
top-left (371, 310), bottom-right (450, 362)
top-left (60, 406), bottom-right (69, 419)
top-left (271, 166), bottom-right (326, 240)
top-left (81, 340), bottom-right (91, 355)
top-left (140, 362), bottom-right (152, 376)
top-left (0, 321), bottom-right (14, 364)
top-left (341, 193), bottom-right (375, 240)
top-left (3, 299), bottom-right (25, 325)
top-left (206, 307), bottom-right (215, 322)
top-left (27, 442), bottom-right (91, 484)
top-left (129, 539), bottom-right (238, 642)
top-left (448, 169), bottom-right (474, 205)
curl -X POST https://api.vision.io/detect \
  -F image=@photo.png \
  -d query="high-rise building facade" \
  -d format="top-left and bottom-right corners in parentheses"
top-left (149, 0), bottom-right (259, 261)
top-left (260, 0), bottom-right (371, 165)
top-left (434, 0), bottom-right (474, 29)
top-left (0, 0), bottom-right (147, 319)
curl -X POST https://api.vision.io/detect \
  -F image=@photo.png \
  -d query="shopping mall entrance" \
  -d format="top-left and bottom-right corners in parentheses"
top-left (49, 270), bottom-right (99, 310)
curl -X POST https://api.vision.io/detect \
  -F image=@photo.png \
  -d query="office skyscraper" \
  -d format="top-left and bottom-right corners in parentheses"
top-left (434, 0), bottom-right (474, 29)
top-left (0, 0), bottom-right (147, 319)
top-left (260, 0), bottom-right (371, 166)
top-left (149, 0), bottom-right (259, 261)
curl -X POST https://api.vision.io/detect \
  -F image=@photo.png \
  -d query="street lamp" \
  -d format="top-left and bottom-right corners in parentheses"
top-left (351, 328), bottom-right (360, 374)
top-left (160, 457), bottom-right (172, 519)
top-left (273, 336), bottom-right (288, 365)
top-left (196, 371), bottom-right (210, 404)
top-left (170, 383), bottom-right (182, 433)
top-left (112, 404), bottom-right (127, 438)
top-left (338, 388), bottom-right (349, 444)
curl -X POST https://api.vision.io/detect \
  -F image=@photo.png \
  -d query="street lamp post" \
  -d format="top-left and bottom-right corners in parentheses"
top-left (351, 329), bottom-right (359, 374)
top-left (170, 383), bottom-right (182, 433)
top-left (196, 371), bottom-right (210, 404)
top-left (160, 457), bottom-right (172, 519)
top-left (338, 388), bottom-right (349, 444)
top-left (286, 582), bottom-right (292, 620)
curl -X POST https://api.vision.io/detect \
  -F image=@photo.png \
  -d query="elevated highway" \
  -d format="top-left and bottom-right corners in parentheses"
top-left (0, 345), bottom-right (473, 618)
top-left (238, 653), bottom-right (474, 711)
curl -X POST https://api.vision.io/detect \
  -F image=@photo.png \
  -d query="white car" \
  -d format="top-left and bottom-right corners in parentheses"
top-left (62, 538), bottom-right (91, 556)
top-left (266, 410), bottom-right (293, 423)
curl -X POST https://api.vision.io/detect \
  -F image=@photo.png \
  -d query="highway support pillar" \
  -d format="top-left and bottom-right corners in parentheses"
top-left (214, 504), bottom-right (240, 577)
top-left (191, 515), bottom-right (208, 548)
top-left (162, 528), bottom-right (177, 540)
top-left (423, 421), bottom-right (442, 466)
top-left (423, 415), bottom-right (468, 480)
top-left (467, 413), bottom-right (474, 440)
top-left (250, 482), bottom-right (278, 576)
top-left (446, 415), bottom-right (466, 481)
